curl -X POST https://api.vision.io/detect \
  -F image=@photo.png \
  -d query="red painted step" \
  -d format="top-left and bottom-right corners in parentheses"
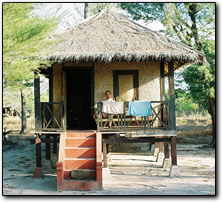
top-left (67, 133), bottom-right (96, 138)
top-left (65, 138), bottom-right (96, 147)
top-left (64, 159), bottom-right (96, 170)
top-left (65, 148), bottom-right (96, 158)
top-left (57, 132), bottom-right (102, 191)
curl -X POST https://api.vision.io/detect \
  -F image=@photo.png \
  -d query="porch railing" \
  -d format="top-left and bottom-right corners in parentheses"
top-left (96, 101), bottom-right (169, 131)
top-left (40, 102), bottom-right (67, 131)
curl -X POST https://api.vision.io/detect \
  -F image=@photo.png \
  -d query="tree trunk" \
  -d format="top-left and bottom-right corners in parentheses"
top-left (20, 90), bottom-right (27, 134)
top-left (84, 3), bottom-right (88, 19)
top-left (188, 3), bottom-right (202, 51)
top-left (208, 97), bottom-right (215, 147)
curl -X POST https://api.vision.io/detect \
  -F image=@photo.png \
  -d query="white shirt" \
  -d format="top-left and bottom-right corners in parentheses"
top-left (102, 98), bottom-right (116, 103)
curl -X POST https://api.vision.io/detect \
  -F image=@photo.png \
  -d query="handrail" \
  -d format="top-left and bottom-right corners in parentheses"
top-left (96, 101), bottom-right (169, 131)
top-left (40, 102), bottom-right (67, 131)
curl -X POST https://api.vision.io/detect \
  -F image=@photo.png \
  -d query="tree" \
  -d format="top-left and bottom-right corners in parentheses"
top-left (3, 3), bottom-right (57, 133)
top-left (182, 40), bottom-right (215, 146)
top-left (121, 3), bottom-right (215, 146)
top-left (87, 3), bottom-right (120, 17)
top-left (84, 3), bottom-right (89, 19)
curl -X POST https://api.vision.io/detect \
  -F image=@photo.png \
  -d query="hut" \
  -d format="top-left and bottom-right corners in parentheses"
top-left (33, 10), bottom-right (208, 190)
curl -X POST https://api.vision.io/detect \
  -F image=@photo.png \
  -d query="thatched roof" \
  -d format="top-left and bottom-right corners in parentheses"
top-left (45, 9), bottom-right (208, 71)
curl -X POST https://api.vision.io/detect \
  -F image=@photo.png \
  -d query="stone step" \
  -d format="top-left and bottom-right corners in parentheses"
top-left (110, 166), bottom-right (170, 176)
top-left (64, 169), bottom-right (96, 180)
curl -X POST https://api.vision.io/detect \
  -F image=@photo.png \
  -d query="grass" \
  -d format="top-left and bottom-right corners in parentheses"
top-left (3, 116), bottom-right (35, 133)
top-left (176, 113), bottom-right (212, 144)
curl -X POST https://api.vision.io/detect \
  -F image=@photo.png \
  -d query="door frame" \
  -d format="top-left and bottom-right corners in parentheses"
top-left (63, 64), bottom-right (95, 120)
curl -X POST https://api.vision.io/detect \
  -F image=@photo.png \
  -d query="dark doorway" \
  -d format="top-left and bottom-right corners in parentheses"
top-left (66, 69), bottom-right (96, 130)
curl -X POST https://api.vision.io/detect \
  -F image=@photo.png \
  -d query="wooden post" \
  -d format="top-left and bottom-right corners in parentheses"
top-left (164, 142), bottom-right (169, 159)
top-left (49, 67), bottom-right (53, 103)
top-left (36, 137), bottom-right (42, 167)
top-left (53, 135), bottom-right (57, 154)
top-left (160, 61), bottom-right (165, 126)
top-left (61, 63), bottom-right (64, 102)
top-left (154, 142), bottom-right (159, 157)
top-left (20, 90), bottom-right (27, 134)
top-left (46, 135), bottom-right (51, 160)
top-left (155, 142), bottom-right (159, 148)
top-left (34, 74), bottom-right (41, 131)
top-left (103, 139), bottom-right (107, 168)
top-left (96, 132), bottom-right (102, 189)
top-left (168, 61), bottom-right (176, 130)
top-left (171, 137), bottom-right (177, 166)
top-left (160, 61), bottom-right (165, 101)
top-left (159, 142), bottom-right (164, 153)
top-left (106, 143), bottom-right (109, 154)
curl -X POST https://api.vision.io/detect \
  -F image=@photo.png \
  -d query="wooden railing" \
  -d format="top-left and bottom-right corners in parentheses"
top-left (96, 101), bottom-right (169, 131)
top-left (40, 102), bottom-right (67, 131)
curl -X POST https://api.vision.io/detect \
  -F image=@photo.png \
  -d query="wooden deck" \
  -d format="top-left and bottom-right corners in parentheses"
top-left (35, 129), bottom-right (176, 137)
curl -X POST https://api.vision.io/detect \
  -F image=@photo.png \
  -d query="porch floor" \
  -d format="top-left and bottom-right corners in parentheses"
top-left (35, 129), bottom-right (176, 137)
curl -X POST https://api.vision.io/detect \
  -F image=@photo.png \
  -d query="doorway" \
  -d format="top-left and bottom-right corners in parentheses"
top-left (66, 68), bottom-right (96, 130)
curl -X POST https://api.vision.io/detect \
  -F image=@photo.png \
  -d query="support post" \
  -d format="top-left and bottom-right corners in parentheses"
top-left (159, 142), bottom-right (164, 153)
top-left (154, 142), bottom-right (159, 157)
top-left (46, 135), bottom-right (51, 160)
top-left (103, 139), bottom-right (107, 168)
top-left (169, 136), bottom-right (180, 177)
top-left (171, 136), bottom-right (177, 166)
top-left (163, 141), bottom-right (171, 169)
top-left (164, 142), bottom-right (169, 159)
top-left (106, 143), bottom-right (109, 154)
top-left (96, 132), bottom-right (102, 189)
top-left (36, 137), bottom-right (42, 167)
top-left (168, 61), bottom-right (176, 130)
top-left (160, 61), bottom-right (165, 126)
top-left (33, 135), bottom-right (43, 178)
top-left (157, 138), bottom-right (164, 164)
top-left (53, 135), bottom-right (57, 154)
top-left (34, 74), bottom-right (41, 131)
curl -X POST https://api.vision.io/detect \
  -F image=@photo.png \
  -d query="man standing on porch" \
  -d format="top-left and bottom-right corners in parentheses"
top-left (93, 90), bottom-right (115, 128)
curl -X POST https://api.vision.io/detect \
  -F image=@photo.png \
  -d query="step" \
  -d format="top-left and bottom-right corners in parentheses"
top-left (65, 138), bottom-right (96, 147)
top-left (64, 169), bottom-right (96, 180)
top-left (66, 133), bottom-right (96, 138)
top-left (65, 148), bottom-right (96, 158)
top-left (58, 180), bottom-right (100, 191)
top-left (64, 159), bottom-right (96, 170)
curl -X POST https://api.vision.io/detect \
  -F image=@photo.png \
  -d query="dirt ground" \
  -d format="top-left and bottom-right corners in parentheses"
top-left (2, 122), bottom-right (215, 195)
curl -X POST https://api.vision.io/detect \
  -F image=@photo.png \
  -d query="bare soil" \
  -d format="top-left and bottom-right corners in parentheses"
top-left (2, 120), bottom-right (215, 195)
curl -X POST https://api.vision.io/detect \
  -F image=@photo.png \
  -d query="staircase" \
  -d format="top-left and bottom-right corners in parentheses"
top-left (56, 132), bottom-right (102, 191)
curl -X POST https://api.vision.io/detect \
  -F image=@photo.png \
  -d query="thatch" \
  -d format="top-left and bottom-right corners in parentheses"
top-left (45, 9), bottom-right (208, 69)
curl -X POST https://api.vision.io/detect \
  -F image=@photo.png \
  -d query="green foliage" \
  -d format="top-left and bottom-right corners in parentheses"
top-left (3, 3), bottom-right (57, 90)
top-left (121, 3), bottom-right (215, 115)
top-left (120, 3), bottom-right (215, 50)
top-left (175, 88), bottom-right (198, 112)
top-left (181, 40), bottom-right (215, 111)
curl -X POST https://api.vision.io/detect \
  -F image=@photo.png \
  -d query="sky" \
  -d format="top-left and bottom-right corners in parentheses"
top-left (32, 3), bottom-right (165, 33)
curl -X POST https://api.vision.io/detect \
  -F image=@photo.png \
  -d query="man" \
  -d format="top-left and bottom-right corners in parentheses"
top-left (93, 90), bottom-right (115, 128)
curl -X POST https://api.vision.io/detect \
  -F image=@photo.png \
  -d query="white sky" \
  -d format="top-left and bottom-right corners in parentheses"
top-left (32, 3), bottom-right (165, 33)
